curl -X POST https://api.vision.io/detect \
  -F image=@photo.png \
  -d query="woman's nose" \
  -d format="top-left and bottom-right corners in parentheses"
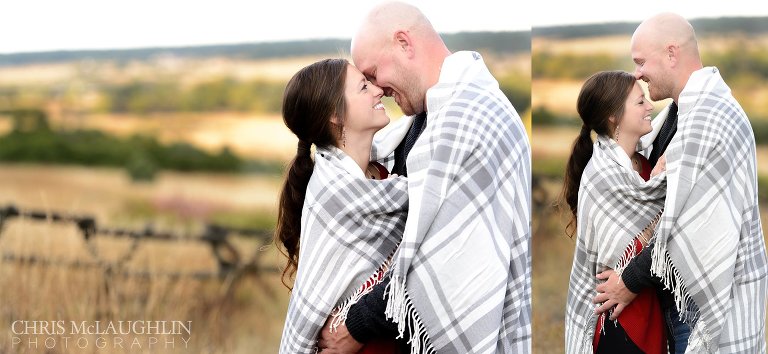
top-left (370, 82), bottom-right (384, 97)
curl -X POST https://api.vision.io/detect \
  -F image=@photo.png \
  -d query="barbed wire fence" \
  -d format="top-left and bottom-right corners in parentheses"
top-left (0, 204), bottom-right (280, 300)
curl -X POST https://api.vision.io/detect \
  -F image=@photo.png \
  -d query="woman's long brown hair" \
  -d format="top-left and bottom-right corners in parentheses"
top-left (275, 59), bottom-right (348, 289)
top-left (561, 70), bottom-right (635, 237)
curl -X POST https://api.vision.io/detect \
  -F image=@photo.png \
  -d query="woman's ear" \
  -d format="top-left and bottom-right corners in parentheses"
top-left (608, 116), bottom-right (616, 125)
top-left (329, 115), bottom-right (341, 125)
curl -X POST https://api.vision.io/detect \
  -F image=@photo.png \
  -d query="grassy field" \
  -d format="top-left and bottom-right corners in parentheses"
top-left (0, 164), bottom-right (290, 353)
top-left (52, 112), bottom-right (300, 162)
top-left (0, 56), bottom-right (331, 87)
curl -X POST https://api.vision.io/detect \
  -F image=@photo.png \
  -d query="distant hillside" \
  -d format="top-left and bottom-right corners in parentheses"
top-left (0, 31), bottom-right (530, 67)
top-left (533, 16), bottom-right (768, 39)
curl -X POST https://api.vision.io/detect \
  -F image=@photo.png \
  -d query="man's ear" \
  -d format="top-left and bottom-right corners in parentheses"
top-left (393, 30), bottom-right (415, 58)
top-left (666, 44), bottom-right (679, 67)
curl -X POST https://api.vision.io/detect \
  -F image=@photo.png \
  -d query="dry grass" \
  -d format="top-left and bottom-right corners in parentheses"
top-left (0, 56), bottom-right (332, 87)
top-left (484, 52), bottom-right (531, 77)
top-left (532, 126), bottom-right (579, 158)
top-left (0, 164), bottom-right (282, 220)
top-left (732, 86), bottom-right (768, 118)
top-left (0, 63), bottom-right (77, 86)
top-left (532, 184), bottom-right (573, 354)
top-left (533, 35), bottom-right (631, 56)
top-left (0, 164), bottom-right (290, 352)
top-left (532, 79), bottom-right (583, 115)
top-left (49, 112), bottom-right (298, 162)
top-left (759, 146), bottom-right (768, 176)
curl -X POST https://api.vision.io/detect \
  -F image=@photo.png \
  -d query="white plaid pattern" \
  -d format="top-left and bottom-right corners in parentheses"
top-left (649, 67), bottom-right (767, 353)
top-left (564, 136), bottom-right (667, 353)
top-left (373, 51), bottom-right (532, 353)
top-left (279, 146), bottom-right (408, 353)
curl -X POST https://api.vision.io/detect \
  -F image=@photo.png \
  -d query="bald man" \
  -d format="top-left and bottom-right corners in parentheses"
top-left (593, 13), bottom-right (767, 354)
top-left (318, 1), bottom-right (532, 353)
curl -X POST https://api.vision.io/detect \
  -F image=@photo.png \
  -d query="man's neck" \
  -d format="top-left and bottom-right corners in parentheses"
top-left (422, 49), bottom-right (452, 113)
top-left (672, 64), bottom-right (704, 104)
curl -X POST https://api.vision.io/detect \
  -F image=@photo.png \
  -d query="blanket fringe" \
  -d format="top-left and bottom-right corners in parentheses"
top-left (583, 310), bottom-right (598, 353)
top-left (615, 210), bottom-right (663, 277)
top-left (651, 239), bottom-right (708, 352)
top-left (329, 256), bottom-right (393, 332)
top-left (384, 275), bottom-right (435, 354)
top-left (651, 244), bottom-right (700, 325)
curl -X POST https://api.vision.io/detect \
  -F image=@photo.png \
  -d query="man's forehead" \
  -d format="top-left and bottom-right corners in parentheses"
top-left (352, 49), bottom-right (380, 78)
top-left (630, 36), bottom-right (648, 55)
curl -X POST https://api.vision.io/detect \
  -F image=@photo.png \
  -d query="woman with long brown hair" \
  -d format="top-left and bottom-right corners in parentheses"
top-left (563, 70), bottom-right (669, 354)
top-left (276, 58), bottom-right (407, 353)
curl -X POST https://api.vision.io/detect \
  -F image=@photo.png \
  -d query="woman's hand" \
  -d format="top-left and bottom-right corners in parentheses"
top-left (650, 154), bottom-right (666, 177)
top-left (592, 269), bottom-right (638, 320)
top-left (317, 318), bottom-right (363, 354)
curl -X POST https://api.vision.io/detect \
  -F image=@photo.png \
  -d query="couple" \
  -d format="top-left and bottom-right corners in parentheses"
top-left (565, 13), bottom-right (767, 354)
top-left (276, 2), bottom-right (532, 354)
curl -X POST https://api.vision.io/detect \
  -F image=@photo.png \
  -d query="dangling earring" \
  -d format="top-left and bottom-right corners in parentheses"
top-left (614, 125), bottom-right (620, 142)
top-left (342, 128), bottom-right (347, 148)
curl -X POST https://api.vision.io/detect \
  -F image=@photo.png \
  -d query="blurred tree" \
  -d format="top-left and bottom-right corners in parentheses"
top-left (2, 109), bottom-right (51, 132)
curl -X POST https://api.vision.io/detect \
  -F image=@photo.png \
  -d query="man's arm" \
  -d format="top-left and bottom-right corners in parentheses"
top-left (345, 276), bottom-right (400, 341)
top-left (317, 276), bottom-right (402, 353)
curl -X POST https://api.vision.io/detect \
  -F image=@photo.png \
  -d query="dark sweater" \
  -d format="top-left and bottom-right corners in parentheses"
top-left (621, 244), bottom-right (676, 311)
top-left (346, 276), bottom-right (409, 349)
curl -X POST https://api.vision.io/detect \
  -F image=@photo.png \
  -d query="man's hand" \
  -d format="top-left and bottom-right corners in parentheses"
top-left (592, 269), bottom-right (638, 320)
top-left (651, 154), bottom-right (666, 177)
top-left (317, 318), bottom-right (363, 354)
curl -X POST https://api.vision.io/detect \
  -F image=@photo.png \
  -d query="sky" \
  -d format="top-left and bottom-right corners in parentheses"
top-left (2, 0), bottom-right (767, 54)
top-left (0, 0), bottom-right (524, 54)
top-left (530, 0), bottom-right (768, 28)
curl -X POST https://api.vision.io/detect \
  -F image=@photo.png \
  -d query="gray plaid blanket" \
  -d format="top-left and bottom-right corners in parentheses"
top-left (564, 135), bottom-right (667, 353)
top-left (648, 67), bottom-right (767, 353)
top-left (373, 51), bottom-right (532, 353)
top-left (279, 146), bottom-right (408, 353)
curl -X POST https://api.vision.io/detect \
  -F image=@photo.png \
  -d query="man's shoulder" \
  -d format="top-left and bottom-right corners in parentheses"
top-left (441, 83), bottom-right (517, 117)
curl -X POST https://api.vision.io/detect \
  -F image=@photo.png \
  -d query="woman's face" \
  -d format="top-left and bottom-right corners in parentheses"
top-left (342, 65), bottom-right (390, 135)
top-left (618, 82), bottom-right (654, 137)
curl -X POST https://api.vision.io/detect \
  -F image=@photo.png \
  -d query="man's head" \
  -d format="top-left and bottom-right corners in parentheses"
top-left (351, 1), bottom-right (450, 115)
top-left (631, 12), bottom-right (703, 103)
